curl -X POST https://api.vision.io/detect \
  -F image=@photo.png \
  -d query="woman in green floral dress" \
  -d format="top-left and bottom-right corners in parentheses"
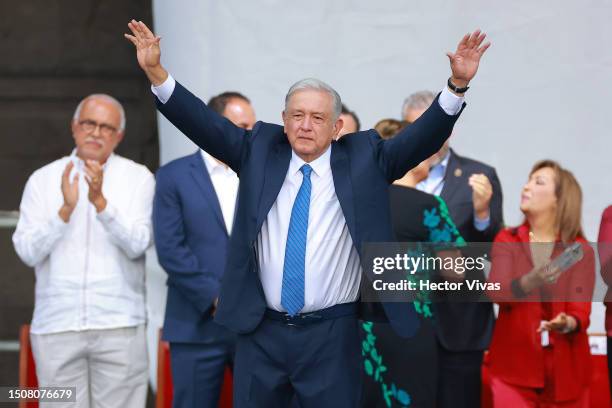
top-left (361, 120), bottom-right (464, 408)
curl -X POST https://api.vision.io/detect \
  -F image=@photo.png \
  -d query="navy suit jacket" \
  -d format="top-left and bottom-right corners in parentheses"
top-left (156, 82), bottom-right (464, 337)
top-left (154, 151), bottom-right (231, 343)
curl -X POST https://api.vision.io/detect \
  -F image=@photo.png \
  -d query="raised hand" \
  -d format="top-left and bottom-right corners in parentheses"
top-left (446, 30), bottom-right (491, 88)
top-left (59, 162), bottom-right (79, 222)
top-left (124, 20), bottom-right (168, 85)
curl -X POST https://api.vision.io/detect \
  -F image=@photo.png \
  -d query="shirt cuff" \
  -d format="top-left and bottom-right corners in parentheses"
top-left (438, 86), bottom-right (464, 116)
top-left (51, 212), bottom-right (70, 231)
top-left (151, 74), bottom-right (176, 104)
top-left (474, 212), bottom-right (491, 231)
top-left (96, 202), bottom-right (117, 224)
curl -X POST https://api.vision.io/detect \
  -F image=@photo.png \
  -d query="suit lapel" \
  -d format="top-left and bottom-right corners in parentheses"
top-left (190, 152), bottom-right (228, 235)
top-left (331, 142), bottom-right (359, 251)
top-left (256, 141), bottom-right (292, 233)
top-left (440, 150), bottom-right (462, 204)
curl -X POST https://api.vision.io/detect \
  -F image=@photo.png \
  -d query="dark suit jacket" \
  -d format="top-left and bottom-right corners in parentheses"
top-left (156, 82), bottom-right (464, 337)
top-left (434, 149), bottom-right (503, 351)
top-left (153, 151), bottom-right (232, 343)
top-left (440, 149), bottom-right (503, 242)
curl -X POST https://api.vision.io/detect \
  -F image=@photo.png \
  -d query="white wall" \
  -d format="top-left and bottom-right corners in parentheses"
top-left (151, 0), bottom-right (612, 333)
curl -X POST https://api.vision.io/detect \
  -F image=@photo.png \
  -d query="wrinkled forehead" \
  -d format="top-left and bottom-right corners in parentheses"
top-left (286, 89), bottom-right (335, 116)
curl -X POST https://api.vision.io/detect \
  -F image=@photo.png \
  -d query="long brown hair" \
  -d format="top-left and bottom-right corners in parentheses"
top-left (529, 160), bottom-right (584, 242)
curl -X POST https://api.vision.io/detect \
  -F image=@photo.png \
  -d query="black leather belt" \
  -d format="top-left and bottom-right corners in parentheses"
top-left (264, 302), bottom-right (358, 327)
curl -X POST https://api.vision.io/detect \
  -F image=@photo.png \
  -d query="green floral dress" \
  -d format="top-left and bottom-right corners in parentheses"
top-left (360, 186), bottom-right (463, 408)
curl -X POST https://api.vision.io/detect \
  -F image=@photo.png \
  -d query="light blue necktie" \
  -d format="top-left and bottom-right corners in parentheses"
top-left (281, 164), bottom-right (312, 316)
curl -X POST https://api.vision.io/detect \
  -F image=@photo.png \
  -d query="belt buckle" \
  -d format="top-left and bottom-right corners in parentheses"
top-left (284, 313), bottom-right (298, 327)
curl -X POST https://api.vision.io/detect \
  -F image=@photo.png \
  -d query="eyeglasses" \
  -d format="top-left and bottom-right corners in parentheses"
top-left (78, 119), bottom-right (118, 137)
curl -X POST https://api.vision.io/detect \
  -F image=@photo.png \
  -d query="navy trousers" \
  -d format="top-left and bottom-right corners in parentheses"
top-left (233, 315), bottom-right (362, 408)
top-left (169, 326), bottom-right (236, 408)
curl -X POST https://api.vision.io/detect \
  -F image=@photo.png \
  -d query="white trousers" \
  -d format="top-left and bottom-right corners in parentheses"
top-left (30, 325), bottom-right (148, 408)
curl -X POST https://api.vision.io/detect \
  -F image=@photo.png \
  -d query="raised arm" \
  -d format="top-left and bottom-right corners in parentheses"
top-left (124, 20), bottom-right (248, 172)
top-left (379, 30), bottom-right (490, 181)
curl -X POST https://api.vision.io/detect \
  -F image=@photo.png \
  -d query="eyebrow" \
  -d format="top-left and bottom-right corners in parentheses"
top-left (290, 108), bottom-right (327, 114)
top-left (80, 118), bottom-right (118, 127)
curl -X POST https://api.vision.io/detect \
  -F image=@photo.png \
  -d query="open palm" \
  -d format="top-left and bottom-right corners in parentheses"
top-left (447, 30), bottom-right (490, 84)
top-left (125, 20), bottom-right (161, 71)
top-left (61, 162), bottom-right (79, 209)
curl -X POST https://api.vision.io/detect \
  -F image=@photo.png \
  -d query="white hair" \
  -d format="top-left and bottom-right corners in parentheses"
top-left (401, 90), bottom-right (435, 119)
top-left (73, 94), bottom-right (126, 131)
top-left (285, 78), bottom-right (342, 121)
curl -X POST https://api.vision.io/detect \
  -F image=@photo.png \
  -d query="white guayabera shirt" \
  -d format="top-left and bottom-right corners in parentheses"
top-left (13, 152), bottom-right (155, 334)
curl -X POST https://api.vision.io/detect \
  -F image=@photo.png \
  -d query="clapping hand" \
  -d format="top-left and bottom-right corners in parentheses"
top-left (468, 173), bottom-right (493, 220)
top-left (84, 160), bottom-right (107, 213)
top-left (59, 162), bottom-right (79, 222)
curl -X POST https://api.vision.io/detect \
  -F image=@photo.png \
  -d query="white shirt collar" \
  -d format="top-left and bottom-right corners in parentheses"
top-left (288, 144), bottom-right (332, 179)
top-left (429, 150), bottom-right (450, 177)
top-left (70, 149), bottom-right (114, 171)
top-left (438, 150), bottom-right (451, 170)
top-left (201, 149), bottom-right (230, 173)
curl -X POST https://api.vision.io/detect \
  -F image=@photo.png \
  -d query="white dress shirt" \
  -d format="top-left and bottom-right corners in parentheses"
top-left (256, 147), bottom-right (362, 312)
top-left (152, 74), bottom-right (464, 312)
top-left (13, 152), bottom-right (155, 334)
top-left (416, 151), bottom-right (451, 196)
top-left (201, 150), bottom-right (239, 233)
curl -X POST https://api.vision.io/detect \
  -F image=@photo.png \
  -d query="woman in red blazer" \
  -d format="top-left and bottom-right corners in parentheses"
top-left (487, 160), bottom-right (595, 407)
top-left (598, 205), bottom-right (612, 394)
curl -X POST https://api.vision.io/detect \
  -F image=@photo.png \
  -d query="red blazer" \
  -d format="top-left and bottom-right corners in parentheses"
top-left (598, 205), bottom-right (612, 335)
top-left (487, 223), bottom-right (595, 402)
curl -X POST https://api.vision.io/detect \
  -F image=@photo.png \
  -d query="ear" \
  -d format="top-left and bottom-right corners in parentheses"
top-left (115, 130), bottom-right (125, 145)
top-left (333, 116), bottom-right (344, 137)
top-left (71, 120), bottom-right (79, 139)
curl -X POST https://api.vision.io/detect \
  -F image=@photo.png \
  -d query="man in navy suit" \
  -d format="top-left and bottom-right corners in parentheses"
top-left (127, 21), bottom-right (490, 407)
top-left (403, 91), bottom-right (504, 408)
top-left (153, 92), bottom-right (255, 407)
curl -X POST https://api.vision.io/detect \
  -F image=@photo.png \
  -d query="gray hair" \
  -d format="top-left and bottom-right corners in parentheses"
top-left (401, 90), bottom-right (435, 119)
top-left (73, 94), bottom-right (126, 131)
top-left (285, 78), bottom-right (342, 121)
